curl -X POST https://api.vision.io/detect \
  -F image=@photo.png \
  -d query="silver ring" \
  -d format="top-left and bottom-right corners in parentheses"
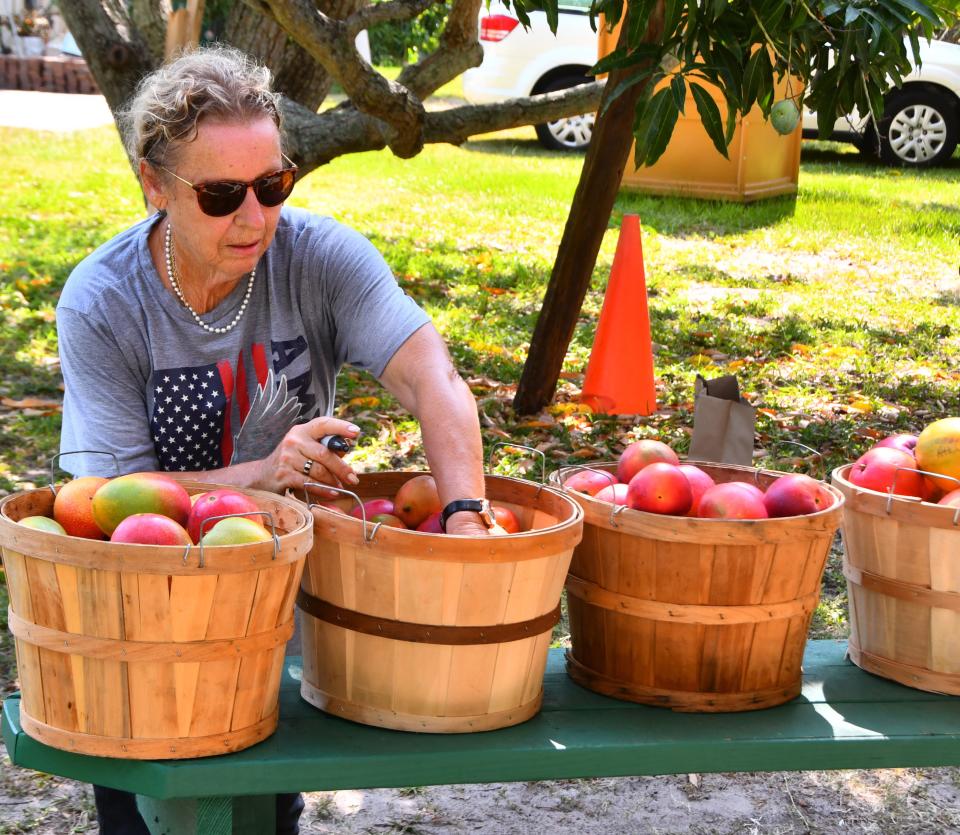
top-left (302, 459), bottom-right (314, 476)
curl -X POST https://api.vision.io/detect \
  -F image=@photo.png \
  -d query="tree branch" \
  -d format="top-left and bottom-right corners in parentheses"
top-left (397, 0), bottom-right (484, 99)
top-left (346, 0), bottom-right (441, 36)
top-left (282, 80), bottom-right (604, 172)
top-left (424, 81), bottom-right (604, 144)
top-left (249, 0), bottom-right (427, 157)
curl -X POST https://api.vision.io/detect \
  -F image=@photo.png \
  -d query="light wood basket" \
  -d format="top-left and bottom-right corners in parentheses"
top-left (552, 462), bottom-right (844, 712)
top-left (832, 464), bottom-right (960, 695)
top-left (0, 481), bottom-right (312, 759)
top-left (298, 471), bottom-right (583, 732)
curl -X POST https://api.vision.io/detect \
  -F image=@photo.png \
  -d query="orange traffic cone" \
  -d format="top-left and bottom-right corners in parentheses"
top-left (580, 214), bottom-right (657, 415)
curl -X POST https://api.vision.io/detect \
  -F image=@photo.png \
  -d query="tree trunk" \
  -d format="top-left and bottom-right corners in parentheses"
top-left (226, 1), bottom-right (334, 110)
top-left (512, 1), bottom-right (666, 416)
top-left (55, 0), bottom-right (158, 118)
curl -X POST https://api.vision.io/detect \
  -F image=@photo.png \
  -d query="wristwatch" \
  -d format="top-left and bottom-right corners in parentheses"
top-left (440, 498), bottom-right (496, 532)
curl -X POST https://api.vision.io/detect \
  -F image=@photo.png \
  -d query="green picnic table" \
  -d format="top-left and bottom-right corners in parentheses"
top-left (4, 640), bottom-right (960, 835)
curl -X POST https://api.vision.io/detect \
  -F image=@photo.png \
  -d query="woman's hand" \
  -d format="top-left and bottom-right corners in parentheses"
top-left (253, 417), bottom-right (361, 496)
top-left (443, 511), bottom-right (493, 537)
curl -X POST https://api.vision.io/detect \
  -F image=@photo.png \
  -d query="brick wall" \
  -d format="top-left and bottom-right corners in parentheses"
top-left (0, 55), bottom-right (100, 94)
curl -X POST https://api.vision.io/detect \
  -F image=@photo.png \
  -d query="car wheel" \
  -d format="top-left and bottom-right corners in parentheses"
top-left (874, 88), bottom-right (959, 167)
top-left (534, 74), bottom-right (595, 151)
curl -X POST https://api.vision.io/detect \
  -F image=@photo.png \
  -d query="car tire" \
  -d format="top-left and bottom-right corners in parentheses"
top-left (534, 74), bottom-right (595, 151)
top-left (865, 87), bottom-right (959, 167)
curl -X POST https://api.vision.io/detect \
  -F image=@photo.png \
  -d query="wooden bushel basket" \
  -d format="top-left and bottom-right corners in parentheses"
top-left (832, 464), bottom-right (960, 695)
top-left (552, 462), bottom-right (844, 712)
top-left (0, 482), bottom-right (312, 759)
top-left (298, 472), bottom-right (583, 732)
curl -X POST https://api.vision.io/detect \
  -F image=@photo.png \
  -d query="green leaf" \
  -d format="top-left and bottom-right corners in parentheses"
top-left (544, 0), bottom-right (559, 33)
top-left (663, 0), bottom-right (683, 33)
top-left (814, 77), bottom-right (842, 140)
top-left (890, 0), bottom-right (940, 22)
top-left (867, 81), bottom-right (886, 128)
top-left (710, 44), bottom-right (744, 108)
top-left (633, 87), bottom-right (681, 167)
top-left (711, 0), bottom-right (728, 21)
top-left (599, 70), bottom-right (659, 117)
top-left (592, 44), bottom-right (662, 75)
top-left (725, 96), bottom-right (738, 144)
top-left (742, 49), bottom-right (767, 111)
top-left (908, 28), bottom-right (921, 66)
top-left (670, 74), bottom-right (687, 114)
top-left (690, 82), bottom-right (730, 159)
top-left (844, 5), bottom-right (861, 25)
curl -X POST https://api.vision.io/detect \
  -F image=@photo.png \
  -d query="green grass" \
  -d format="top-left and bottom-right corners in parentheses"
top-left (1, 121), bottom-right (959, 652)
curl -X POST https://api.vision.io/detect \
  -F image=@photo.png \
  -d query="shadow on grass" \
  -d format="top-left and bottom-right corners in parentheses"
top-left (801, 141), bottom-right (960, 174)
top-left (615, 192), bottom-right (799, 237)
top-left (461, 136), bottom-right (582, 161)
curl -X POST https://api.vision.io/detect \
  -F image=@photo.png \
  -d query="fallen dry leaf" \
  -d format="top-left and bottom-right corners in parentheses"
top-left (1, 397), bottom-right (62, 410)
top-left (347, 396), bottom-right (381, 408)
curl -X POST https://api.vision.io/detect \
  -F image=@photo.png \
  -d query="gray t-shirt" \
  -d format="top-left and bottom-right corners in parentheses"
top-left (57, 207), bottom-right (430, 477)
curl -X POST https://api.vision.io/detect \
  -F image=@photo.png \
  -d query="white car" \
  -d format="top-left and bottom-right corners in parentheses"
top-left (463, 3), bottom-right (960, 166)
top-left (463, 0), bottom-right (598, 150)
top-left (801, 38), bottom-right (960, 166)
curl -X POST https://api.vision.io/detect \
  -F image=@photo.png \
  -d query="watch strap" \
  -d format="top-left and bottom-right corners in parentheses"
top-left (440, 498), bottom-right (492, 532)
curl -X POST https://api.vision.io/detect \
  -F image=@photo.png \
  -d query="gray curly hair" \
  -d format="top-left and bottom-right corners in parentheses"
top-left (120, 45), bottom-right (283, 168)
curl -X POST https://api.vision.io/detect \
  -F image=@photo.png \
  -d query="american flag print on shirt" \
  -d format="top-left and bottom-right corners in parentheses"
top-left (150, 363), bottom-right (231, 472)
top-left (148, 340), bottom-right (313, 473)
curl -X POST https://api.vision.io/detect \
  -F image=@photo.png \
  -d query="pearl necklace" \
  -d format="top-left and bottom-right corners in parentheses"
top-left (164, 222), bottom-right (255, 335)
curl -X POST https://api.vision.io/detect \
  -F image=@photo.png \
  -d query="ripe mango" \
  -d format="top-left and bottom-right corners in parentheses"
top-left (200, 517), bottom-right (273, 546)
top-left (19, 515), bottom-right (67, 535)
top-left (53, 476), bottom-right (109, 539)
top-left (110, 513), bottom-right (192, 545)
top-left (91, 473), bottom-right (191, 536)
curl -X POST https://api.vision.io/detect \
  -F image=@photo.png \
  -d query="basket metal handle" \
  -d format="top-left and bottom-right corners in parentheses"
top-left (193, 510), bottom-right (280, 568)
top-left (48, 450), bottom-right (121, 496)
top-left (887, 467), bottom-right (960, 525)
top-left (304, 482), bottom-right (384, 543)
top-left (556, 464), bottom-right (628, 527)
top-left (756, 441), bottom-right (825, 481)
top-left (487, 442), bottom-right (547, 493)
top-left (556, 464), bottom-right (618, 490)
top-left (609, 503), bottom-right (630, 529)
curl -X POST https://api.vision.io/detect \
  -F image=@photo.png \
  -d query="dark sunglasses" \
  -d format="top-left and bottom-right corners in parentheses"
top-left (154, 154), bottom-right (298, 217)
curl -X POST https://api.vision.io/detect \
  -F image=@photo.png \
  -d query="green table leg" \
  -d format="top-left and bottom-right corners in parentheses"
top-left (138, 794), bottom-right (275, 835)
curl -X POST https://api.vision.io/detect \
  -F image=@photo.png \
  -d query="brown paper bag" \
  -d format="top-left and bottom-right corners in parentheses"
top-left (687, 374), bottom-right (756, 466)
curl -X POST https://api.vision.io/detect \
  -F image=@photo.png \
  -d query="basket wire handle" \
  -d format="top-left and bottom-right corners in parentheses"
top-left (303, 482), bottom-right (383, 543)
top-left (48, 450), bottom-right (121, 496)
top-left (556, 465), bottom-right (626, 527)
top-left (488, 442), bottom-right (547, 495)
top-left (194, 510), bottom-right (280, 568)
top-left (887, 467), bottom-right (960, 525)
top-left (757, 440), bottom-right (825, 483)
top-left (609, 503), bottom-right (629, 529)
top-left (556, 463), bottom-right (618, 489)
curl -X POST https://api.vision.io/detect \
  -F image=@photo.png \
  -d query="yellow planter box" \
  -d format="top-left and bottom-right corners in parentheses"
top-left (599, 27), bottom-right (802, 202)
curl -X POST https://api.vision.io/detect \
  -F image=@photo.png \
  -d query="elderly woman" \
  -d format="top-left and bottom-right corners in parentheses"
top-left (57, 46), bottom-right (493, 835)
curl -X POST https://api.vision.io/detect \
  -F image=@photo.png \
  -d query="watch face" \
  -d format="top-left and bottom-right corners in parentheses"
top-left (478, 498), bottom-right (496, 529)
